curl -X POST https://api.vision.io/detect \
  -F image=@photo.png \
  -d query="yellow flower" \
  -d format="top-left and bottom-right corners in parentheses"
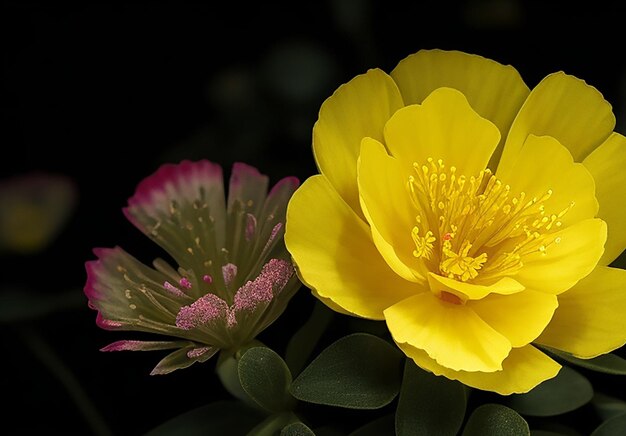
top-left (285, 49), bottom-right (626, 395)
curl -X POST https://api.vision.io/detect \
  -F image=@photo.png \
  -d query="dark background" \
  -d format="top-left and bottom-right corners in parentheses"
top-left (2, 1), bottom-right (625, 435)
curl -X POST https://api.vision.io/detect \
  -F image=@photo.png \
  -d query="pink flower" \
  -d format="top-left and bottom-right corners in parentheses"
top-left (85, 160), bottom-right (300, 375)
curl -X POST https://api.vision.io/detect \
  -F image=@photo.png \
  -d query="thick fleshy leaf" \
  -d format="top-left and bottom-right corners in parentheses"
top-left (514, 218), bottom-right (606, 295)
top-left (285, 300), bottom-right (334, 376)
top-left (384, 87), bottom-right (501, 178)
top-left (247, 412), bottom-right (300, 436)
top-left (398, 343), bottom-right (561, 395)
top-left (313, 68), bottom-right (404, 215)
top-left (238, 346), bottom-right (295, 413)
top-left (390, 49), bottom-right (529, 168)
top-left (496, 134), bottom-right (598, 227)
top-left (469, 290), bottom-right (557, 348)
top-left (290, 333), bottom-right (403, 409)
top-left (281, 422), bottom-right (315, 436)
top-left (505, 366), bottom-right (593, 417)
top-left (539, 346), bottom-right (626, 375)
top-left (502, 72), bottom-right (615, 165)
top-left (461, 404), bottom-right (529, 436)
top-left (385, 292), bottom-right (511, 372)
top-left (285, 175), bottom-right (415, 319)
top-left (536, 266), bottom-right (626, 358)
top-left (395, 360), bottom-right (466, 436)
top-left (591, 413), bottom-right (626, 436)
top-left (144, 400), bottom-right (264, 436)
top-left (583, 132), bottom-right (626, 265)
top-left (593, 393), bottom-right (626, 422)
top-left (357, 137), bottom-right (427, 282)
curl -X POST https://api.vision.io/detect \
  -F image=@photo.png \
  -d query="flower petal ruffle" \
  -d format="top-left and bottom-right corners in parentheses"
top-left (390, 49), bottom-right (529, 167)
top-left (384, 87), bottom-right (501, 178)
top-left (285, 175), bottom-right (416, 319)
top-left (85, 246), bottom-right (186, 332)
top-left (502, 72), bottom-right (615, 165)
top-left (469, 290), bottom-right (558, 348)
top-left (496, 134), bottom-right (598, 227)
top-left (583, 132), bottom-right (626, 265)
top-left (537, 266), bottom-right (626, 358)
top-left (358, 137), bottom-right (427, 283)
top-left (313, 69), bottom-right (404, 217)
top-left (124, 160), bottom-right (227, 267)
top-left (384, 292), bottom-right (511, 372)
top-left (515, 218), bottom-right (607, 294)
top-left (398, 342), bottom-right (561, 395)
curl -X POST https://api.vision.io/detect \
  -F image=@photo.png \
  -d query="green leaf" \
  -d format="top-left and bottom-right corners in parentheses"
top-left (145, 400), bottom-right (264, 436)
top-left (395, 360), bottom-right (467, 436)
top-left (285, 300), bottom-right (334, 376)
top-left (591, 412), bottom-right (626, 436)
top-left (238, 346), bottom-right (295, 413)
top-left (462, 404), bottom-right (530, 436)
top-left (349, 414), bottom-right (395, 436)
top-left (281, 421), bottom-right (316, 436)
top-left (290, 333), bottom-right (403, 409)
top-left (540, 346), bottom-right (626, 375)
top-left (592, 393), bottom-right (626, 421)
top-left (506, 366), bottom-right (593, 417)
top-left (246, 412), bottom-right (299, 436)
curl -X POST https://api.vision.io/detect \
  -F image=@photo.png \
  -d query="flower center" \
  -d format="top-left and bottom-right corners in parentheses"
top-left (408, 158), bottom-right (571, 283)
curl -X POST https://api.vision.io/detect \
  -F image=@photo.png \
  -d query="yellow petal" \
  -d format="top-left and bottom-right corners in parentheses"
top-left (313, 69), bottom-right (404, 217)
top-left (496, 134), bottom-right (598, 227)
top-left (427, 273), bottom-right (525, 301)
top-left (515, 218), bottom-right (607, 294)
top-left (583, 132), bottom-right (626, 265)
top-left (384, 88), bottom-right (501, 177)
top-left (390, 49), bottom-right (529, 168)
top-left (536, 266), bottom-right (626, 358)
top-left (502, 72), bottom-right (615, 165)
top-left (357, 137), bottom-right (427, 283)
top-left (398, 342), bottom-right (561, 395)
top-left (285, 175), bottom-right (415, 320)
top-left (384, 293), bottom-right (511, 372)
top-left (469, 290), bottom-right (558, 347)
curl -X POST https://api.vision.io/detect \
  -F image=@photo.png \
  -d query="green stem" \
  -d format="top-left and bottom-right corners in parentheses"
top-left (20, 326), bottom-right (113, 436)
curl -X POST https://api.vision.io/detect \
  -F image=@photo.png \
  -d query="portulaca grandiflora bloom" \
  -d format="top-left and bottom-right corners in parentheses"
top-left (85, 160), bottom-right (300, 374)
top-left (285, 49), bottom-right (626, 394)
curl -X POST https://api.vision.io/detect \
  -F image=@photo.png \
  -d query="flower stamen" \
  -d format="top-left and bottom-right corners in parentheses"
top-left (407, 158), bottom-right (572, 283)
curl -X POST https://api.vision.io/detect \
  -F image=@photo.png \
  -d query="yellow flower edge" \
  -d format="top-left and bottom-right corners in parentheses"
top-left (285, 49), bottom-right (626, 394)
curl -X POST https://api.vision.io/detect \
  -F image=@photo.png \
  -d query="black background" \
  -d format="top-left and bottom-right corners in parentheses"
top-left (2, 1), bottom-right (625, 435)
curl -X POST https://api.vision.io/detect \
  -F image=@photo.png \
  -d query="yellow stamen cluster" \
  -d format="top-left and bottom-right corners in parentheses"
top-left (408, 158), bottom-right (571, 283)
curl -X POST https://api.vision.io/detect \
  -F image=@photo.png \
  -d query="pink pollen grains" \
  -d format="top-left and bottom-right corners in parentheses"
top-left (163, 281), bottom-right (186, 297)
top-left (187, 347), bottom-right (213, 359)
top-left (245, 213), bottom-right (257, 241)
top-left (179, 277), bottom-right (192, 289)
top-left (222, 263), bottom-right (238, 286)
top-left (176, 293), bottom-right (229, 330)
top-left (234, 259), bottom-right (293, 312)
